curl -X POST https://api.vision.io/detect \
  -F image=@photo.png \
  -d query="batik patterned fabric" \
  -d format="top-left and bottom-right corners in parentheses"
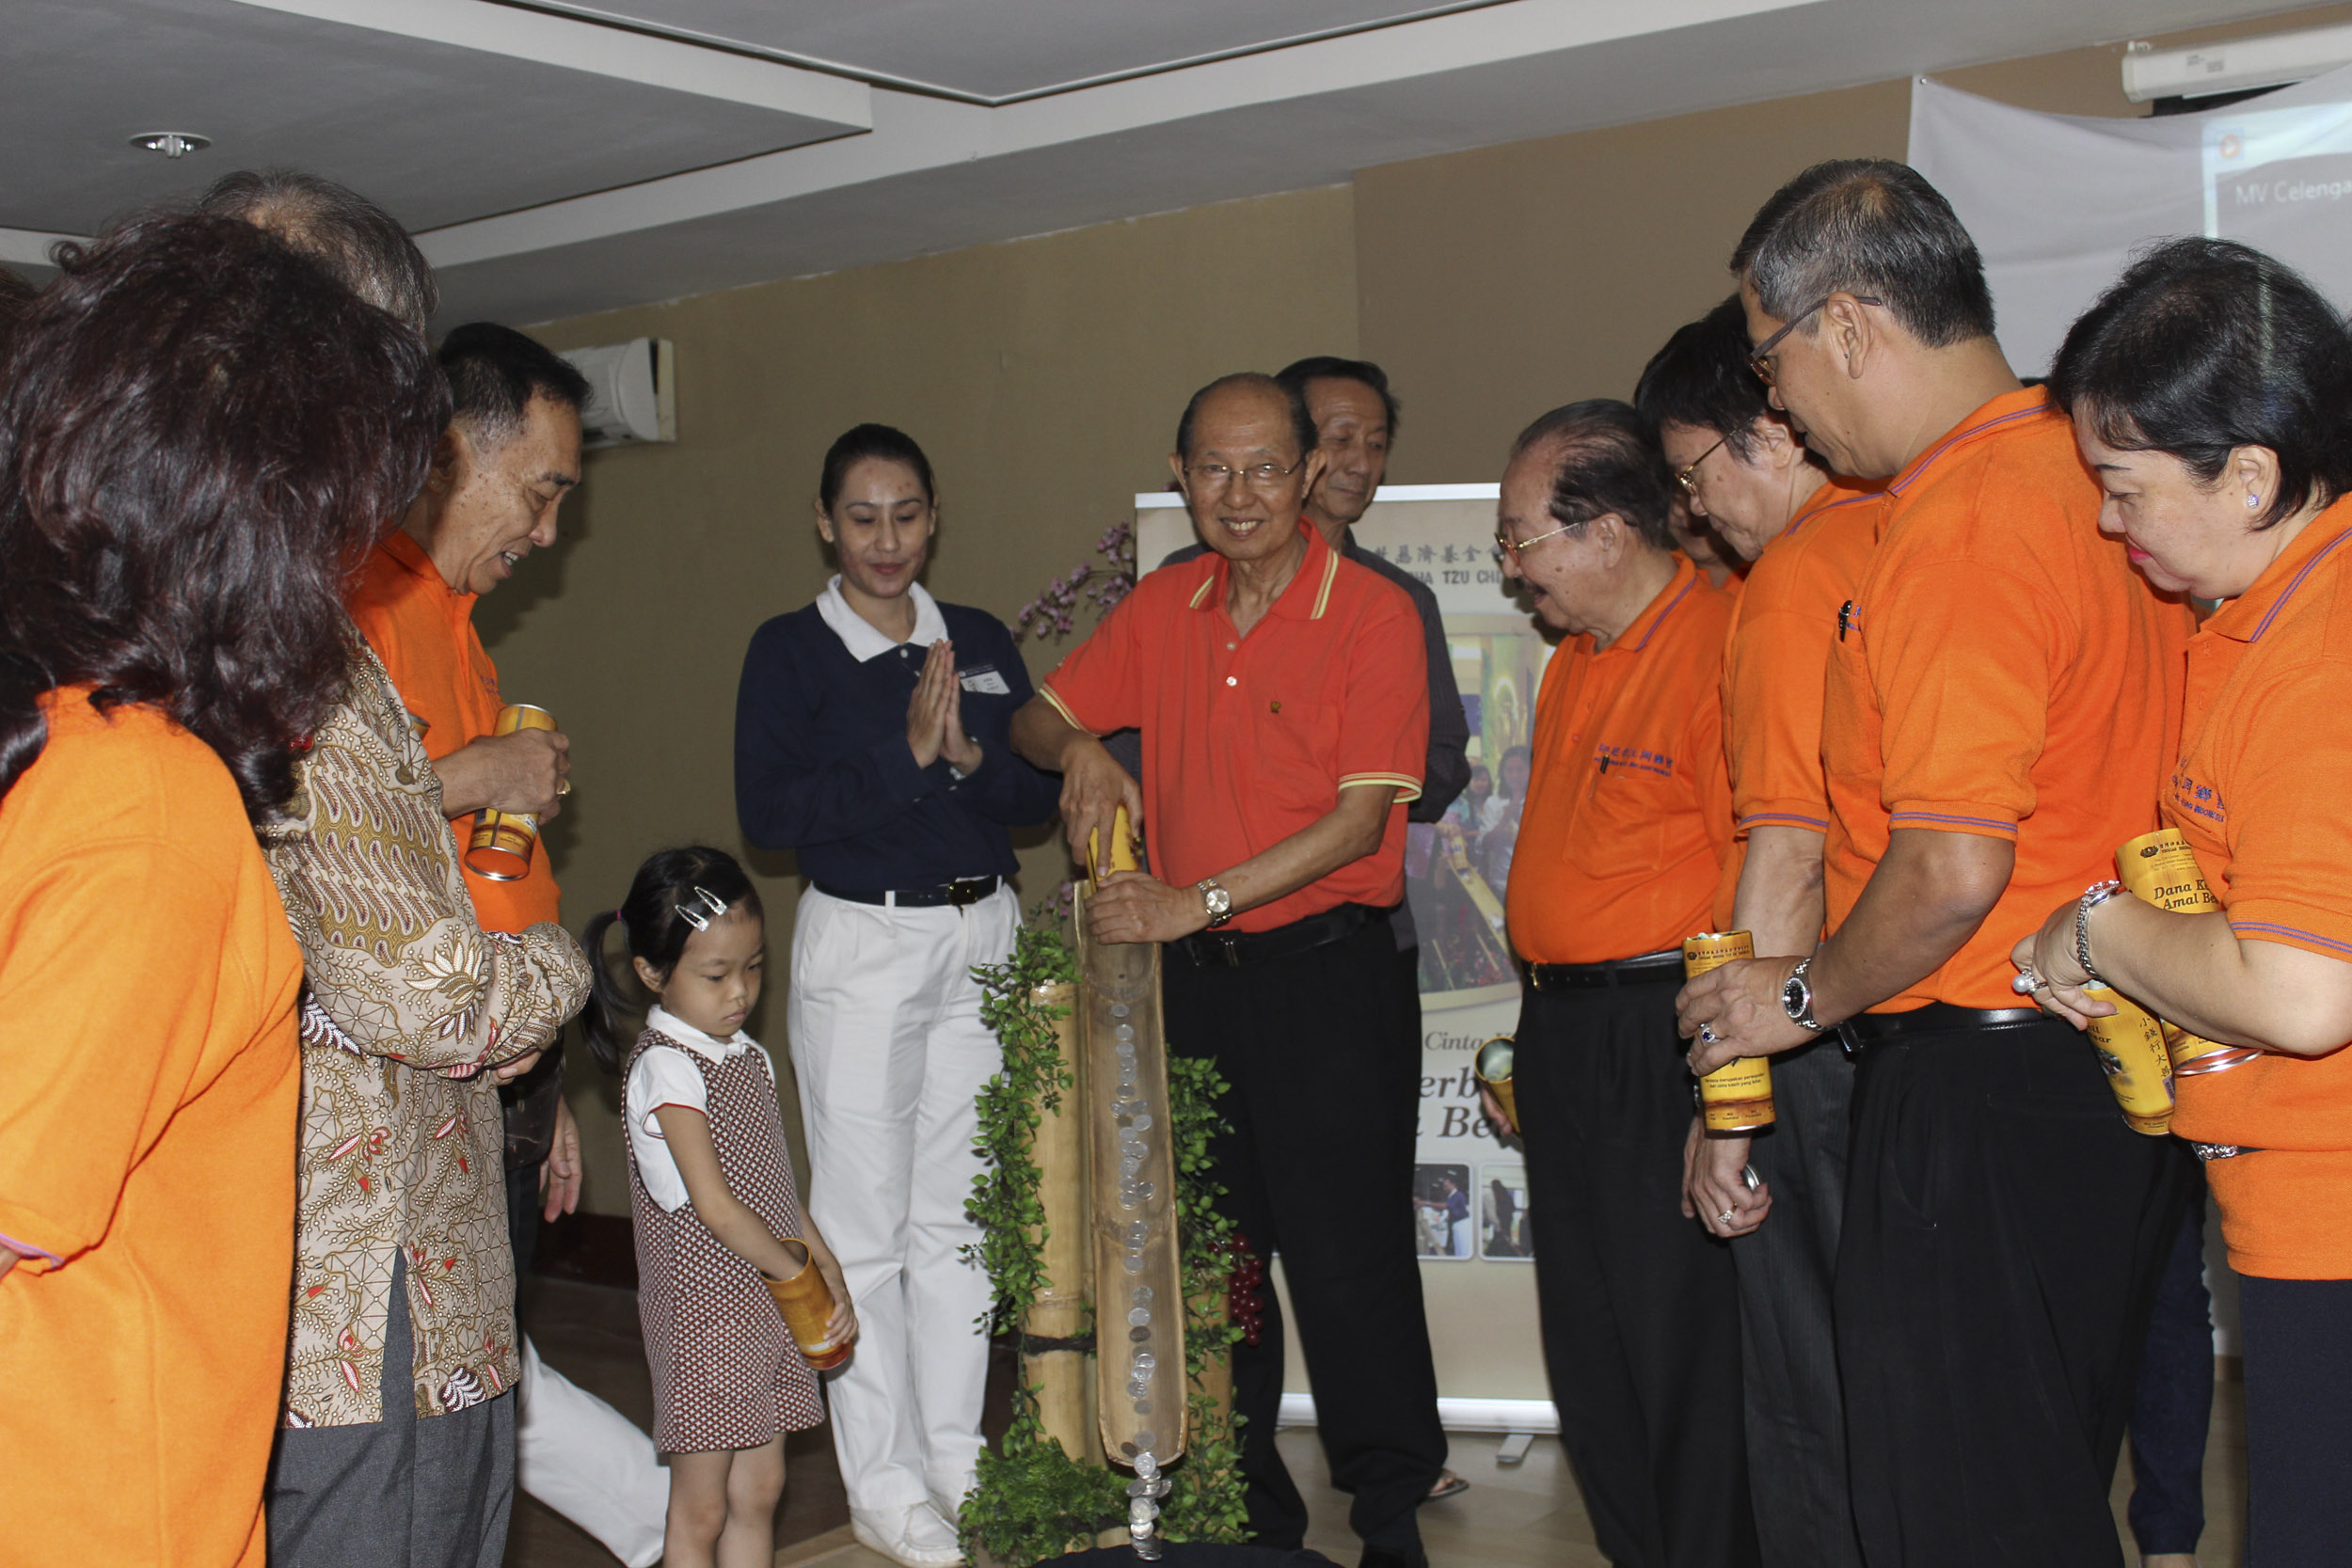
top-left (262, 644), bottom-right (590, 1427)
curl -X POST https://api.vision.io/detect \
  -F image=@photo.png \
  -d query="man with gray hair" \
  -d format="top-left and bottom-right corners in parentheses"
top-left (1678, 160), bottom-right (2191, 1568)
top-left (203, 170), bottom-right (670, 1568)
top-left (196, 168), bottom-right (437, 334)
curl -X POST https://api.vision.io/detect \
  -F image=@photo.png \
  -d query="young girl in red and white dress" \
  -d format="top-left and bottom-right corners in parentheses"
top-left (583, 847), bottom-right (856, 1568)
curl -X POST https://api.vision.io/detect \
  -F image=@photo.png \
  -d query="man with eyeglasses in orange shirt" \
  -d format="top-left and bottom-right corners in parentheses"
top-left (1678, 161), bottom-right (2190, 1568)
top-left (1636, 294), bottom-right (1883, 1568)
top-left (1485, 400), bottom-right (1750, 1568)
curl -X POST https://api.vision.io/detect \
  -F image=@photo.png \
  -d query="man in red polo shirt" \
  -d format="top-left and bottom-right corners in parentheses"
top-left (1678, 161), bottom-right (2191, 1568)
top-left (1010, 372), bottom-right (1441, 1568)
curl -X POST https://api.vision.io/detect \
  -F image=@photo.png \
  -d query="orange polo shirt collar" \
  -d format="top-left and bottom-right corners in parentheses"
top-left (1041, 521), bottom-right (1429, 933)
top-left (1505, 553), bottom-right (1737, 964)
top-left (2203, 509), bottom-right (2352, 645)
top-left (1883, 385), bottom-right (2054, 499)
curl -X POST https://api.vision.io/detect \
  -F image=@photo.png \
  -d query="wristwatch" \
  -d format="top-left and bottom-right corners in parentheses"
top-left (1197, 878), bottom-right (1233, 929)
top-left (1781, 955), bottom-right (1825, 1034)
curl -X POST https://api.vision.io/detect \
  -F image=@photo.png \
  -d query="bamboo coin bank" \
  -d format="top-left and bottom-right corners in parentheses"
top-left (464, 703), bottom-right (555, 880)
top-left (2115, 830), bottom-right (2262, 1075)
top-left (1682, 932), bottom-right (1777, 1133)
top-left (1084, 806), bottom-right (1185, 1558)
top-left (765, 1244), bottom-right (851, 1371)
top-left (1474, 1037), bottom-right (1518, 1132)
top-left (2082, 984), bottom-right (2175, 1136)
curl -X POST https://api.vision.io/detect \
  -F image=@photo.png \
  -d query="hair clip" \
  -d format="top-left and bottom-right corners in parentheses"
top-left (675, 886), bottom-right (729, 932)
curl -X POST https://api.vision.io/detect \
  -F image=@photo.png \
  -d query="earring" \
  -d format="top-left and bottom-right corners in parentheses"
top-left (2249, 492), bottom-right (2262, 509)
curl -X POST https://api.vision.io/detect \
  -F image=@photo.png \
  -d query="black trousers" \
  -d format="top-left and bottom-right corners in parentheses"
top-left (2241, 1274), bottom-right (2352, 1567)
top-left (1733, 1037), bottom-right (1865, 1568)
top-left (1516, 976), bottom-right (1758, 1568)
top-left (1836, 1018), bottom-right (2189, 1568)
top-left (2126, 1168), bottom-right (2212, 1558)
top-left (1163, 915), bottom-right (1445, 1553)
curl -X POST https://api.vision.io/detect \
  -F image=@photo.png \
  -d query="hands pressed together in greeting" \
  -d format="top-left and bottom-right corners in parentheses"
top-left (904, 639), bottom-right (983, 774)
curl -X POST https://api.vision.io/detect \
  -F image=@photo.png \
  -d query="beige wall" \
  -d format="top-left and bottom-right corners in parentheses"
top-left (502, 184), bottom-right (1359, 1211)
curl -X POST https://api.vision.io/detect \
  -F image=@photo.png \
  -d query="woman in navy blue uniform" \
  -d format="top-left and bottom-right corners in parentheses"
top-left (734, 424), bottom-right (1057, 1568)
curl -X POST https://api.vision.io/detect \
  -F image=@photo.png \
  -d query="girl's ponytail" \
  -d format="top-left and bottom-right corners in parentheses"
top-left (579, 909), bottom-right (632, 1074)
top-left (580, 845), bottom-right (764, 1075)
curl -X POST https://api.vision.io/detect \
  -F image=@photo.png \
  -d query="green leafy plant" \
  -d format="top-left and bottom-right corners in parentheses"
top-left (1158, 1053), bottom-right (1248, 1542)
top-left (961, 918), bottom-right (1248, 1560)
top-left (964, 919), bottom-right (1079, 1334)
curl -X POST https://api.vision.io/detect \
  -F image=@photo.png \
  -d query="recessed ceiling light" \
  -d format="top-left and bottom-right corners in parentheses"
top-left (130, 132), bottom-right (212, 160)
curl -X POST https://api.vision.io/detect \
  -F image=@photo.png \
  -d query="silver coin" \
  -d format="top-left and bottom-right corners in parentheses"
top-left (1131, 1114), bottom-right (1154, 1132)
top-left (1134, 1430), bottom-right (1156, 1449)
top-left (1122, 1256), bottom-right (1144, 1273)
top-left (1116, 1023), bottom-right (1136, 1041)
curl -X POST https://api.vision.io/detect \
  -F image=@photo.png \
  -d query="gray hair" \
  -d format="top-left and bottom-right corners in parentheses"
top-left (196, 169), bottom-right (436, 334)
top-left (1730, 159), bottom-right (1994, 349)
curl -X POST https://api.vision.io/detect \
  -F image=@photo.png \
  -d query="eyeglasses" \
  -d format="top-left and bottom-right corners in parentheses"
top-left (1673, 434), bottom-right (1729, 499)
top-left (1748, 293), bottom-right (1883, 387)
top-left (1491, 517), bottom-right (1585, 564)
top-left (1184, 457), bottom-right (1307, 491)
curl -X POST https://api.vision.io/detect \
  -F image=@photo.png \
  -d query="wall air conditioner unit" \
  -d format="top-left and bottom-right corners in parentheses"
top-left (2122, 24), bottom-right (2352, 104)
top-left (559, 338), bottom-right (675, 449)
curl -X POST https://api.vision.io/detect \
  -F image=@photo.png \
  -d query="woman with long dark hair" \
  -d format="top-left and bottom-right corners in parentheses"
top-left (0, 214), bottom-right (443, 1565)
top-left (2014, 236), bottom-right (2352, 1566)
top-left (735, 424), bottom-right (1059, 1566)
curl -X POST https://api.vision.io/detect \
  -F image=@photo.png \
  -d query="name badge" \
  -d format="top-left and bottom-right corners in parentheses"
top-left (959, 665), bottom-right (1011, 696)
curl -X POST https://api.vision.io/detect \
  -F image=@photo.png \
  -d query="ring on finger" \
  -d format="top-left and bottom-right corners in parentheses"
top-left (1699, 1024), bottom-right (1719, 1045)
top-left (1718, 1209), bottom-right (1736, 1225)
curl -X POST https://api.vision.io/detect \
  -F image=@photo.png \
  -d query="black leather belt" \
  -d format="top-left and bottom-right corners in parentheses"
top-left (1178, 903), bottom-right (1381, 968)
top-left (1838, 1002), bottom-right (2045, 1047)
top-left (1526, 949), bottom-right (1685, 990)
top-left (816, 876), bottom-right (1000, 910)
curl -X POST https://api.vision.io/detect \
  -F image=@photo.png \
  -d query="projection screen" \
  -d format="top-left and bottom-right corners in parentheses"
top-left (1910, 65), bottom-right (2352, 376)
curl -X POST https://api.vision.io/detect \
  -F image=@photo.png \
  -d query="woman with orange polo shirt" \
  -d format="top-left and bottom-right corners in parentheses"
top-left (2016, 238), bottom-right (2352, 1567)
top-left (0, 215), bottom-right (443, 1562)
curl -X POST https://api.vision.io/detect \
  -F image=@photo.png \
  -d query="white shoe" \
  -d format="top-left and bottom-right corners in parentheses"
top-left (851, 1503), bottom-right (966, 1568)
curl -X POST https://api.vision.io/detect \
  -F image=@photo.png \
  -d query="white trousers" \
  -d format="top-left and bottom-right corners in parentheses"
top-left (788, 884), bottom-right (1013, 1515)
top-left (516, 1336), bottom-right (670, 1568)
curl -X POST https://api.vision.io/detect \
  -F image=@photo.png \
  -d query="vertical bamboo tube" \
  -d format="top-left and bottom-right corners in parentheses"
top-left (1022, 978), bottom-right (1095, 1462)
top-left (1080, 810), bottom-right (1188, 1467)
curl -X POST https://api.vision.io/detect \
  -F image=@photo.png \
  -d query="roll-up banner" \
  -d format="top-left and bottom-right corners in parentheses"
top-left (1138, 485), bottom-right (1555, 1428)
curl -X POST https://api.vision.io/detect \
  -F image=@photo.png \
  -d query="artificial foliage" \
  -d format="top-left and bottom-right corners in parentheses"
top-left (961, 919), bottom-right (1248, 1561)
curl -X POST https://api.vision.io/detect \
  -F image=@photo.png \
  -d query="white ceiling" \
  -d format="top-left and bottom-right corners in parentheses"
top-left (0, 0), bottom-right (2317, 325)
top-left (551, 0), bottom-right (1461, 100)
